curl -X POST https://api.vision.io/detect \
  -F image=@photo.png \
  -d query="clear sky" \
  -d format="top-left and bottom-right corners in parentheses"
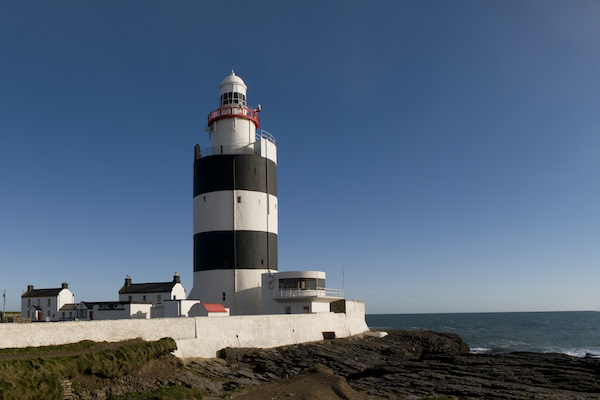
top-left (1, 1), bottom-right (599, 314)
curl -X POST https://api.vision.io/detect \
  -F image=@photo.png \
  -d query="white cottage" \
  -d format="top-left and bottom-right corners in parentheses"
top-left (118, 272), bottom-right (186, 318)
top-left (21, 282), bottom-right (75, 322)
top-left (118, 273), bottom-right (186, 304)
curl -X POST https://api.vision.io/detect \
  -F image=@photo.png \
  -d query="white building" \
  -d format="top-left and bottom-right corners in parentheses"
top-left (91, 301), bottom-right (153, 320)
top-left (118, 272), bottom-right (186, 305)
top-left (261, 271), bottom-right (344, 315)
top-left (21, 282), bottom-right (75, 322)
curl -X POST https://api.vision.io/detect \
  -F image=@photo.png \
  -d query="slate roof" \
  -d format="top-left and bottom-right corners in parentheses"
top-left (59, 303), bottom-right (78, 311)
top-left (119, 282), bottom-right (177, 294)
top-left (22, 288), bottom-right (66, 298)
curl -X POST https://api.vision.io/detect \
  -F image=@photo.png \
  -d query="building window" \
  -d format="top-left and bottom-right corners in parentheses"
top-left (157, 295), bottom-right (161, 304)
top-left (143, 295), bottom-right (146, 301)
top-left (47, 299), bottom-right (51, 306)
top-left (27, 310), bottom-right (30, 317)
top-left (62, 312), bottom-right (65, 318)
top-left (128, 296), bottom-right (132, 301)
top-left (203, 196), bottom-right (206, 202)
top-left (303, 306), bottom-right (310, 314)
top-left (222, 292), bottom-right (226, 301)
top-left (284, 307), bottom-right (291, 314)
top-left (28, 299), bottom-right (30, 306)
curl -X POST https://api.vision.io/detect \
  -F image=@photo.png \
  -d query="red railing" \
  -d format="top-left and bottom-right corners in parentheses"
top-left (207, 106), bottom-right (260, 128)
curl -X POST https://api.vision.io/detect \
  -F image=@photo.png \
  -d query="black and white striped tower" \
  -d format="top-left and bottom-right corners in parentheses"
top-left (189, 72), bottom-right (277, 315)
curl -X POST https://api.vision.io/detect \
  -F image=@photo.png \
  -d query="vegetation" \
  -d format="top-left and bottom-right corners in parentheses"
top-left (0, 338), bottom-right (177, 400)
top-left (0, 340), bottom-right (97, 357)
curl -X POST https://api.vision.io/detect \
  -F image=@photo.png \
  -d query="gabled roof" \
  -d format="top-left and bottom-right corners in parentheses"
top-left (22, 288), bottom-right (66, 298)
top-left (60, 303), bottom-right (78, 311)
top-left (119, 282), bottom-right (177, 294)
top-left (202, 303), bottom-right (227, 313)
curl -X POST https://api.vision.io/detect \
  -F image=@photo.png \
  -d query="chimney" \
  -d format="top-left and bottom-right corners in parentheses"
top-left (173, 272), bottom-right (180, 283)
top-left (27, 284), bottom-right (33, 292)
top-left (61, 282), bottom-right (68, 289)
top-left (125, 275), bottom-right (132, 286)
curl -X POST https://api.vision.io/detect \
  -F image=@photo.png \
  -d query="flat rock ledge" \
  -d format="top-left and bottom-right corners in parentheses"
top-left (187, 329), bottom-right (600, 399)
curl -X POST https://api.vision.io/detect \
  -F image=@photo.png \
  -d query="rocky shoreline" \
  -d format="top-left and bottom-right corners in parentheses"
top-left (71, 330), bottom-right (600, 399)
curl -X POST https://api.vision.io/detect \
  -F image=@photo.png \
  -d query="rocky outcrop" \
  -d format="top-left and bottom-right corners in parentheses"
top-left (190, 329), bottom-right (600, 399)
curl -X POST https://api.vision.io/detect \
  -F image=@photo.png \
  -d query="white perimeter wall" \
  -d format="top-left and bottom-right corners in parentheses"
top-left (0, 301), bottom-right (369, 359)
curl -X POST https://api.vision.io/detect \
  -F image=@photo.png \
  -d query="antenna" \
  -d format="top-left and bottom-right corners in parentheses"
top-left (342, 262), bottom-right (345, 292)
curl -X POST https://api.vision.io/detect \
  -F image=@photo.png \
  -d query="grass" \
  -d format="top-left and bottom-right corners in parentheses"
top-left (109, 385), bottom-right (204, 400)
top-left (0, 338), bottom-right (177, 400)
top-left (0, 340), bottom-right (97, 357)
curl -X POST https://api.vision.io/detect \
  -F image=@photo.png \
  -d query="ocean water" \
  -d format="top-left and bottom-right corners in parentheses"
top-left (366, 311), bottom-right (600, 358)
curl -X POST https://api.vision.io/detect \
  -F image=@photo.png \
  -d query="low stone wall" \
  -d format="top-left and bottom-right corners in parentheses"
top-left (0, 300), bottom-right (369, 359)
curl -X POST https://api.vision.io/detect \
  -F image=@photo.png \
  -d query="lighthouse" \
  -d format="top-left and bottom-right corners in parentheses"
top-left (188, 72), bottom-right (277, 315)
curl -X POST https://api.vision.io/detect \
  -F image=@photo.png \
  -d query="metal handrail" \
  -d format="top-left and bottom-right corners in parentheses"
top-left (198, 144), bottom-right (258, 158)
top-left (274, 288), bottom-right (344, 299)
top-left (257, 130), bottom-right (276, 145)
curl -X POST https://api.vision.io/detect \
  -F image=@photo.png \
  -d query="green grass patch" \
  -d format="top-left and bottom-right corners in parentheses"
top-left (109, 384), bottom-right (204, 400)
top-left (0, 340), bottom-right (97, 357)
top-left (0, 338), bottom-right (177, 400)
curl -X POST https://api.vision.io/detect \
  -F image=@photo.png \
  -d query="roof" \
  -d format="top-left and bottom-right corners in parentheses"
top-left (22, 288), bottom-right (67, 298)
top-left (119, 282), bottom-right (177, 294)
top-left (202, 303), bottom-right (227, 313)
top-left (220, 71), bottom-right (246, 87)
top-left (60, 303), bottom-right (78, 311)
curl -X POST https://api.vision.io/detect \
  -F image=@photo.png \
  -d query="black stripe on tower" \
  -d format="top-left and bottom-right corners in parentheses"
top-left (194, 231), bottom-right (278, 271)
top-left (194, 154), bottom-right (277, 196)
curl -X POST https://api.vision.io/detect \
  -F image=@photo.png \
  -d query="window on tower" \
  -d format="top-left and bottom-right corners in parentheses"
top-left (220, 92), bottom-right (246, 106)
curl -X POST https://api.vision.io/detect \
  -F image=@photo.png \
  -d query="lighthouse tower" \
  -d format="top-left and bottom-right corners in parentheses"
top-left (189, 72), bottom-right (277, 315)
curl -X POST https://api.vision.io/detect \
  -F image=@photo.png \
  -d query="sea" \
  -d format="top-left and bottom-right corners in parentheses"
top-left (365, 311), bottom-right (600, 358)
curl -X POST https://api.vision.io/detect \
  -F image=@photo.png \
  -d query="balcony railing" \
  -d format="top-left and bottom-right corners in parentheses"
top-left (207, 106), bottom-right (260, 128)
top-left (196, 130), bottom-right (276, 159)
top-left (257, 130), bottom-right (276, 145)
top-left (273, 288), bottom-right (344, 300)
top-left (198, 144), bottom-right (257, 158)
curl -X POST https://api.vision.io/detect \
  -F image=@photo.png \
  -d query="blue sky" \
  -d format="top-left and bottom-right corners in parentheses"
top-left (1, 1), bottom-right (600, 314)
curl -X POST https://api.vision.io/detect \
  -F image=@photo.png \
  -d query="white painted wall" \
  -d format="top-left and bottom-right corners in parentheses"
top-left (211, 118), bottom-right (255, 149)
top-left (190, 269), bottom-right (268, 315)
top-left (92, 303), bottom-right (152, 320)
top-left (193, 191), bottom-right (277, 234)
top-left (257, 137), bottom-right (277, 164)
top-left (0, 300), bottom-right (369, 359)
top-left (163, 300), bottom-right (202, 318)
